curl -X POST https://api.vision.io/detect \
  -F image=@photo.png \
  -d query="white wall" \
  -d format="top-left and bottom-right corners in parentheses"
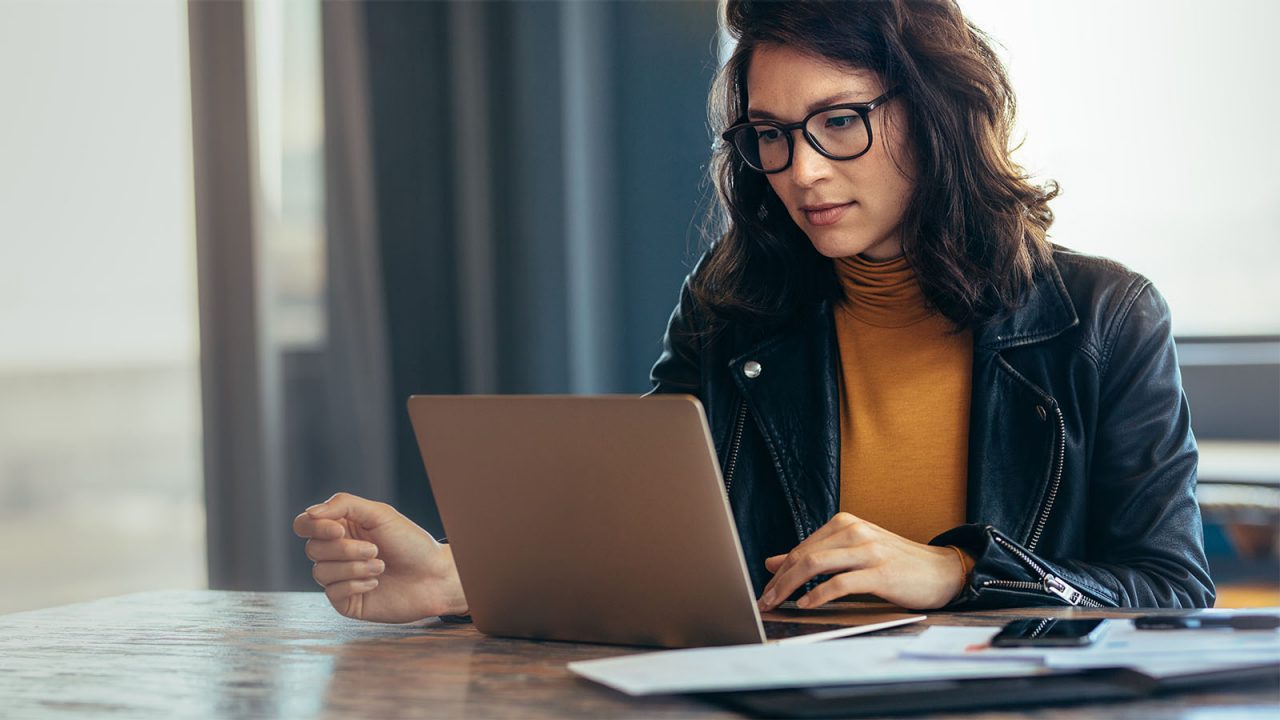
top-left (962, 0), bottom-right (1280, 336)
top-left (0, 0), bottom-right (197, 370)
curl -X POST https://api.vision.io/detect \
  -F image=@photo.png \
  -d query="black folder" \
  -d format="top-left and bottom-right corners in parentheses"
top-left (704, 663), bottom-right (1279, 718)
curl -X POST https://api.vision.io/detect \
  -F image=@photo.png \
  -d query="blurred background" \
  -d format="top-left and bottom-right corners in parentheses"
top-left (0, 0), bottom-right (1276, 614)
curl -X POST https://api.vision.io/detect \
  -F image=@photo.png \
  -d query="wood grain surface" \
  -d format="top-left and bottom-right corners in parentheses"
top-left (0, 591), bottom-right (1275, 718)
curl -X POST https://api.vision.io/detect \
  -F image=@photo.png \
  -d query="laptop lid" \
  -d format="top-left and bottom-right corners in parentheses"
top-left (407, 394), bottom-right (767, 648)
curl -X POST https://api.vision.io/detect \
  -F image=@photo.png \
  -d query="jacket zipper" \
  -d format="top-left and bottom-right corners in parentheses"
top-left (722, 399), bottom-right (749, 497)
top-left (984, 534), bottom-right (1103, 607)
top-left (982, 364), bottom-right (1104, 607)
top-left (991, 354), bottom-right (1066, 554)
top-left (723, 397), bottom-right (810, 545)
top-left (1027, 405), bottom-right (1067, 553)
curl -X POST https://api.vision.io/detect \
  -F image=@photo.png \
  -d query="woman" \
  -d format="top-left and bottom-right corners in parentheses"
top-left (293, 0), bottom-right (1214, 623)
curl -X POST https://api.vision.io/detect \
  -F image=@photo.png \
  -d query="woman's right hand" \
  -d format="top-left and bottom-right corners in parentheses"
top-left (292, 492), bottom-right (468, 623)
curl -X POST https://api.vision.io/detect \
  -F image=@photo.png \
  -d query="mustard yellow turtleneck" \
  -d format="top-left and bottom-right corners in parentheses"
top-left (833, 254), bottom-right (972, 544)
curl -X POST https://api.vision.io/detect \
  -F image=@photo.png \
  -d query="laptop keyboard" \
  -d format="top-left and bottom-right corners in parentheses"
top-left (762, 621), bottom-right (855, 640)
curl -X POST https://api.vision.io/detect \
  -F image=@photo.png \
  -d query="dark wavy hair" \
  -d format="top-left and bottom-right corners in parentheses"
top-left (692, 0), bottom-right (1058, 333)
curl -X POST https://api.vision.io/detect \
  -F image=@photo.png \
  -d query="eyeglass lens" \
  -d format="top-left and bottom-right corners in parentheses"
top-left (730, 108), bottom-right (870, 172)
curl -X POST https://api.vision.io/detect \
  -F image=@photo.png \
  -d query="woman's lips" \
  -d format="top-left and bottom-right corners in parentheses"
top-left (802, 202), bottom-right (856, 226)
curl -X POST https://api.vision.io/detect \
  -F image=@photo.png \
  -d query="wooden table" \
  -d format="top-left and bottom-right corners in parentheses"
top-left (1, 591), bottom-right (1276, 718)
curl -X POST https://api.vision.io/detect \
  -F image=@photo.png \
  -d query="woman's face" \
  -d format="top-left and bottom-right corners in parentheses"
top-left (746, 43), bottom-right (916, 261)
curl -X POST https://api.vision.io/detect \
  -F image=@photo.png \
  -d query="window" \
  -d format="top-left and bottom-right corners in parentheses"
top-left (0, 0), bottom-right (203, 612)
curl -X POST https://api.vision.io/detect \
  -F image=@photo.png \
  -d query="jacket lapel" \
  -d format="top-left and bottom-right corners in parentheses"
top-left (967, 258), bottom-right (1079, 540)
top-left (729, 301), bottom-right (841, 538)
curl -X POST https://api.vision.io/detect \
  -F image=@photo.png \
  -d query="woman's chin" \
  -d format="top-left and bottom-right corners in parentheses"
top-left (803, 225), bottom-right (902, 261)
top-left (806, 231), bottom-right (879, 260)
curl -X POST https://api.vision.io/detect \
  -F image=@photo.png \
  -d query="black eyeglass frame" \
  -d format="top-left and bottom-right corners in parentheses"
top-left (721, 85), bottom-right (903, 174)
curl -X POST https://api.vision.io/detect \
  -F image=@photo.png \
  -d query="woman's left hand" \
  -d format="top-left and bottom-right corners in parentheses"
top-left (758, 512), bottom-right (968, 611)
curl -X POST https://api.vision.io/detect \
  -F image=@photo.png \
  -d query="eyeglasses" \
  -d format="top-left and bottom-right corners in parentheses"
top-left (721, 86), bottom-right (902, 174)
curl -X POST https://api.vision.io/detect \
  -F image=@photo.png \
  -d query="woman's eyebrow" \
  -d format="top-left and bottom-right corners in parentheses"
top-left (746, 91), bottom-right (869, 120)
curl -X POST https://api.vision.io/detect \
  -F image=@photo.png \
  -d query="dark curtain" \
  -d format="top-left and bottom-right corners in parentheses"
top-left (347, 1), bottom-right (720, 537)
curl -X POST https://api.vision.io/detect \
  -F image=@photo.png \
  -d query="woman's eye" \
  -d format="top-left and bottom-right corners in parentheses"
top-left (825, 114), bottom-right (857, 129)
top-left (758, 128), bottom-right (783, 143)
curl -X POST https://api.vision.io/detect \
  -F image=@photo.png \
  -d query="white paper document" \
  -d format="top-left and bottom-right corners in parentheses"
top-left (567, 637), bottom-right (1046, 696)
top-left (571, 618), bottom-right (1280, 696)
top-left (901, 621), bottom-right (1280, 673)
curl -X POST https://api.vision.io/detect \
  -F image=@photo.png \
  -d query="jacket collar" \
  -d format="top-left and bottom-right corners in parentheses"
top-left (973, 254), bottom-right (1079, 350)
top-left (737, 252), bottom-right (1080, 359)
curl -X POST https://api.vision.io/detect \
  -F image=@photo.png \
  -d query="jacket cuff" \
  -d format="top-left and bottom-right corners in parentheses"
top-left (930, 524), bottom-right (1117, 609)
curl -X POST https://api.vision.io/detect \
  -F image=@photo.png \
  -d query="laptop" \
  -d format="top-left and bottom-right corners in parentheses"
top-left (407, 394), bottom-right (923, 648)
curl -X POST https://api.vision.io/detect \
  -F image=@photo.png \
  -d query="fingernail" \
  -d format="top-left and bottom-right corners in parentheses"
top-left (367, 560), bottom-right (385, 574)
top-left (796, 597), bottom-right (810, 608)
top-left (361, 544), bottom-right (378, 559)
top-left (305, 503), bottom-right (327, 515)
top-left (761, 591), bottom-right (775, 607)
top-left (360, 578), bottom-right (379, 589)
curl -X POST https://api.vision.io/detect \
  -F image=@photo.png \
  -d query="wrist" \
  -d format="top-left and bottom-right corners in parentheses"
top-left (438, 543), bottom-right (470, 617)
top-left (443, 595), bottom-right (470, 618)
top-left (945, 544), bottom-right (971, 603)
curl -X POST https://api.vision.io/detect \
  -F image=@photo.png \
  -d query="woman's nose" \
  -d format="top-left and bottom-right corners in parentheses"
top-left (788, 134), bottom-right (832, 186)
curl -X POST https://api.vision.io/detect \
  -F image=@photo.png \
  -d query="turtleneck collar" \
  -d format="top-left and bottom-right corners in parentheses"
top-left (833, 253), bottom-right (933, 328)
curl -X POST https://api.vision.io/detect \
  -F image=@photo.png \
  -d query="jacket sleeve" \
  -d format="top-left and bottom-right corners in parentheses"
top-left (647, 265), bottom-right (708, 397)
top-left (935, 282), bottom-right (1216, 609)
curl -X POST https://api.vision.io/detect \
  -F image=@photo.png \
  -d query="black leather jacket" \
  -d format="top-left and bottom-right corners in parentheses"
top-left (649, 247), bottom-right (1215, 609)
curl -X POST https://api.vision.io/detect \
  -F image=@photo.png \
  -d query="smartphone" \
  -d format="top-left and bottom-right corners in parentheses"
top-left (990, 618), bottom-right (1110, 648)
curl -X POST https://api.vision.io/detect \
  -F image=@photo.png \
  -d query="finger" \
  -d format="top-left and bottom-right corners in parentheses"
top-left (761, 547), bottom-right (834, 608)
top-left (762, 516), bottom-right (876, 592)
top-left (796, 570), bottom-right (877, 609)
top-left (312, 559), bottom-right (386, 587)
top-left (324, 577), bottom-right (379, 608)
top-left (293, 513), bottom-right (347, 540)
top-left (760, 545), bottom-right (875, 611)
top-left (305, 538), bottom-right (379, 562)
top-left (766, 513), bottom-right (866, 579)
top-left (293, 512), bottom-right (316, 538)
top-left (306, 492), bottom-right (399, 532)
top-left (761, 529), bottom-right (862, 599)
top-left (762, 547), bottom-right (815, 601)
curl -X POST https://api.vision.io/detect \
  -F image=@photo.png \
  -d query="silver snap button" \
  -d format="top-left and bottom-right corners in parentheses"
top-left (1035, 405), bottom-right (1047, 421)
top-left (743, 360), bottom-right (762, 379)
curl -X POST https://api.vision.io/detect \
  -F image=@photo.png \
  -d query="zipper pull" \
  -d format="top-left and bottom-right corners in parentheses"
top-left (1043, 573), bottom-right (1085, 605)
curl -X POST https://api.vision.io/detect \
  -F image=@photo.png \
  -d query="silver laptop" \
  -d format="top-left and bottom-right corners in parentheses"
top-left (408, 394), bottom-right (921, 648)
